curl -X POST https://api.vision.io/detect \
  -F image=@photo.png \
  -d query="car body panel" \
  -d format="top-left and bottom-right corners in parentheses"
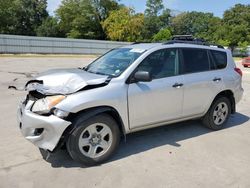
top-left (17, 100), bottom-right (71, 151)
top-left (181, 70), bottom-right (225, 117)
top-left (55, 79), bottom-right (130, 133)
top-left (26, 68), bottom-right (108, 95)
top-left (128, 75), bottom-right (184, 129)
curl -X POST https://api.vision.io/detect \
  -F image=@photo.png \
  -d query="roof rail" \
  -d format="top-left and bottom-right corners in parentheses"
top-left (163, 35), bottom-right (224, 49)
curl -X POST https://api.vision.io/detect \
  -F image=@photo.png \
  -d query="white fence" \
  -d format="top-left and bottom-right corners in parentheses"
top-left (0, 34), bottom-right (131, 54)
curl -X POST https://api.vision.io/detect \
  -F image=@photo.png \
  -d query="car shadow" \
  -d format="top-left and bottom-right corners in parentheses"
top-left (44, 112), bottom-right (249, 168)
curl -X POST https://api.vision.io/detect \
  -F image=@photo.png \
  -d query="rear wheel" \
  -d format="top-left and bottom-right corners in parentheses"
top-left (202, 97), bottom-right (231, 130)
top-left (66, 114), bottom-right (120, 166)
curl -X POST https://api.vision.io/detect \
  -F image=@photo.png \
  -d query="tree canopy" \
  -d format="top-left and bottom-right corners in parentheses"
top-left (56, 0), bottom-right (120, 39)
top-left (102, 7), bottom-right (144, 42)
top-left (0, 0), bottom-right (249, 50)
top-left (0, 0), bottom-right (48, 35)
top-left (143, 0), bottom-right (171, 41)
top-left (152, 28), bottom-right (172, 42)
top-left (222, 4), bottom-right (250, 49)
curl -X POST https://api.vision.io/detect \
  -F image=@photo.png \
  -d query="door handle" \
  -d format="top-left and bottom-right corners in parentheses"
top-left (172, 83), bottom-right (183, 88)
top-left (213, 77), bottom-right (221, 82)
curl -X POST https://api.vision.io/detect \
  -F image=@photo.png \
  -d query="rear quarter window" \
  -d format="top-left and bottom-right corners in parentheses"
top-left (210, 50), bottom-right (227, 69)
top-left (181, 48), bottom-right (210, 74)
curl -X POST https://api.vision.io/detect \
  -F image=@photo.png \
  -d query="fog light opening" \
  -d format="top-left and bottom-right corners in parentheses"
top-left (53, 108), bottom-right (70, 119)
top-left (34, 128), bottom-right (44, 136)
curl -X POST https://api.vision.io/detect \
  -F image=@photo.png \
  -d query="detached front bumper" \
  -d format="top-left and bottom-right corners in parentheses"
top-left (17, 100), bottom-right (71, 151)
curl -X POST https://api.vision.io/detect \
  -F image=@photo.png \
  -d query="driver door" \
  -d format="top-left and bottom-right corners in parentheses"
top-left (128, 48), bottom-right (184, 129)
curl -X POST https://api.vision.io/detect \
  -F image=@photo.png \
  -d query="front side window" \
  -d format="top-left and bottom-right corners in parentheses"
top-left (181, 48), bottom-right (210, 74)
top-left (210, 50), bottom-right (227, 69)
top-left (136, 48), bottom-right (179, 79)
top-left (85, 48), bottom-right (145, 77)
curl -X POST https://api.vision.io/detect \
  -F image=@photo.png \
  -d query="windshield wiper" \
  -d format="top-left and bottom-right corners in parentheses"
top-left (84, 69), bottom-right (110, 76)
top-left (94, 72), bottom-right (110, 76)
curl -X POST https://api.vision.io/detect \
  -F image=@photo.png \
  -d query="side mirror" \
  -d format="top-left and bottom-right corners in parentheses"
top-left (134, 71), bottom-right (152, 82)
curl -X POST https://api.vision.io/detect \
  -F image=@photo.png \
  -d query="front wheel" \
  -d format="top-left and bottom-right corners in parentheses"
top-left (66, 114), bottom-right (120, 166)
top-left (202, 97), bottom-right (231, 130)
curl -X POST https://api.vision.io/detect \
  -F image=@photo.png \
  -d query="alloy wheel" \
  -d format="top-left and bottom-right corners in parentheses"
top-left (78, 123), bottom-right (113, 158)
top-left (213, 102), bottom-right (229, 125)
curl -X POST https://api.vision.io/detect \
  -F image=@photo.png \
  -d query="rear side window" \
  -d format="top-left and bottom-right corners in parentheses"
top-left (181, 48), bottom-right (210, 74)
top-left (210, 50), bottom-right (227, 69)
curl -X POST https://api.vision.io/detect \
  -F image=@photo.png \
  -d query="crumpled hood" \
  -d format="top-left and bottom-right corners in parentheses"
top-left (25, 68), bottom-right (109, 95)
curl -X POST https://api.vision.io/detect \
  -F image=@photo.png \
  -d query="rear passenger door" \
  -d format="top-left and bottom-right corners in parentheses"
top-left (180, 48), bottom-right (225, 117)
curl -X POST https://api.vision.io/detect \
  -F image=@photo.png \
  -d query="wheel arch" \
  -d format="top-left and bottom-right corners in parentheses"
top-left (211, 90), bottom-right (235, 114)
top-left (60, 106), bottom-right (126, 146)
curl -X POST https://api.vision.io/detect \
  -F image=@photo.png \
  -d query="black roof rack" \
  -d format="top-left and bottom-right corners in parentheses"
top-left (163, 35), bottom-right (224, 49)
top-left (171, 35), bottom-right (195, 41)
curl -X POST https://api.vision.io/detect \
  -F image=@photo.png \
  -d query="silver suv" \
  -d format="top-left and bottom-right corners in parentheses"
top-left (17, 37), bottom-right (244, 166)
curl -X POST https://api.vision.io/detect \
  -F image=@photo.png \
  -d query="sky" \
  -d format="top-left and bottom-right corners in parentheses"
top-left (47, 0), bottom-right (250, 17)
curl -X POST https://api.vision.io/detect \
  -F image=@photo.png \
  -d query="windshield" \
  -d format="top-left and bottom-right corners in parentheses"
top-left (85, 48), bottom-right (145, 77)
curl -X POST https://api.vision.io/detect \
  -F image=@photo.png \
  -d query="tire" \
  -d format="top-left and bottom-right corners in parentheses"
top-left (66, 114), bottom-right (120, 166)
top-left (244, 65), bottom-right (248, 68)
top-left (202, 97), bottom-right (231, 130)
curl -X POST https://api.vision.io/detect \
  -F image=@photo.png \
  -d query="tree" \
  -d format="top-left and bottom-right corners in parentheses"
top-left (145, 0), bottom-right (164, 17)
top-left (56, 0), bottom-right (120, 39)
top-left (217, 39), bottom-right (230, 47)
top-left (204, 17), bottom-right (223, 42)
top-left (238, 41), bottom-right (249, 56)
top-left (0, 0), bottom-right (48, 35)
top-left (152, 28), bottom-right (172, 42)
top-left (102, 7), bottom-right (144, 41)
top-left (171, 11), bottom-right (215, 38)
top-left (91, 0), bottom-right (121, 21)
top-left (221, 4), bottom-right (250, 49)
top-left (14, 0), bottom-right (48, 35)
top-left (143, 0), bottom-right (171, 40)
top-left (0, 0), bottom-right (15, 34)
top-left (223, 4), bottom-right (250, 26)
top-left (36, 17), bottom-right (60, 37)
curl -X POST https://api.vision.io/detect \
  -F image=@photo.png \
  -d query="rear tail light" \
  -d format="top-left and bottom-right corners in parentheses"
top-left (234, 67), bottom-right (242, 77)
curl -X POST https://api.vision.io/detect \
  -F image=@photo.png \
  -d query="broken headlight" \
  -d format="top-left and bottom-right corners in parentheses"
top-left (31, 95), bottom-right (66, 115)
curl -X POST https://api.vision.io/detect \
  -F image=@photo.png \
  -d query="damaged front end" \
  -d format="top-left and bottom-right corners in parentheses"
top-left (24, 68), bottom-right (110, 116)
top-left (25, 68), bottom-right (110, 95)
top-left (17, 68), bottom-right (111, 152)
